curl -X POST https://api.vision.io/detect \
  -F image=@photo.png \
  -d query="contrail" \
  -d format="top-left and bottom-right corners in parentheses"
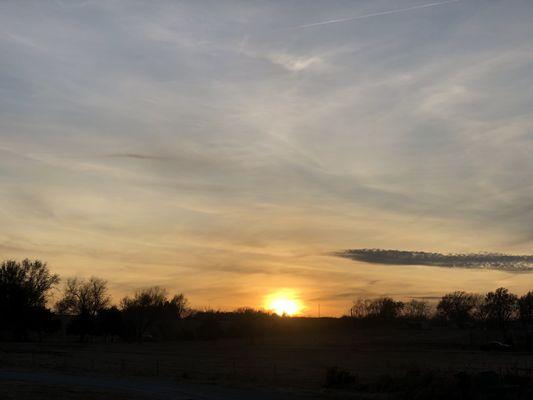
top-left (294, 0), bottom-right (461, 29)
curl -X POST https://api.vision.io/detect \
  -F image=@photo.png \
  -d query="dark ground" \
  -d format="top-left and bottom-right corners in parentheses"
top-left (1, 327), bottom-right (533, 399)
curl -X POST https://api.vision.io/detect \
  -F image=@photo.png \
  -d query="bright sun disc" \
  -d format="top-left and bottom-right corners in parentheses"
top-left (265, 291), bottom-right (303, 316)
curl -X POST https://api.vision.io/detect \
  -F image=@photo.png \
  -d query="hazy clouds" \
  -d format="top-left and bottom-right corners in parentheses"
top-left (1, 0), bottom-right (532, 313)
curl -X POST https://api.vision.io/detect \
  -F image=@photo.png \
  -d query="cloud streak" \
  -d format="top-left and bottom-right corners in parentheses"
top-left (105, 153), bottom-right (169, 160)
top-left (294, 0), bottom-right (462, 29)
top-left (337, 249), bottom-right (533, 273)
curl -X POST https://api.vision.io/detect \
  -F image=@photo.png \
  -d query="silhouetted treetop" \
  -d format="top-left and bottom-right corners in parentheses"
top-left (518, 292), bottom-right (533, 324)
top-left (121, 287), bottom-right (189, 339)
top-left (0, 259), bottom-right (59, 309)
top-left (0, 259), bottom-right (59, 340)
top-left (350, 297), bottom-right (404, 320)
top-left (437, 291), bottom-right (481, 327)
top-left (56, 277), bottom-right (111, 317)
top-left (482, 287), bottom-right (517, 332)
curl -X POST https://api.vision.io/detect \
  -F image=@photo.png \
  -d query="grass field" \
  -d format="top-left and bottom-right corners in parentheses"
top-left (0, 381), bottom-right (149, 400)
top-left (2, 326), bottom-right (533, 398)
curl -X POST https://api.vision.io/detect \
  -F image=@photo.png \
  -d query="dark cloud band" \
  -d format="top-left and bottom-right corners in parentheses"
top-left (336, 249), bottom-right (533, 273)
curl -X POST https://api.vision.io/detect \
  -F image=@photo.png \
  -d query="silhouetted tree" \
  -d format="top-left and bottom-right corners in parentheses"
top-left (518, 292), bottom-right (533, 324)
top-left (56, 277), bottom-right (111, 341)
top-left (350, 299), bottom-right (372, 318)
top-left (518, 291), bottom-right (533, 348)
top-left (403, 299), bottom-right (431, 320)
top-left (121, 287), bottom-right (188, 340)
top-left (349, 297), bottom-right (404, 321)
top-left (437, 291), bottom-right (479, 327)
top-left (368, 297), bottom-right (404, 320)
top-left (0, 259), bottom-right (59, 340)
top-left (482, 287), bottom-right (517, 337)
top-left (96, 306), bottom-right (123, 341)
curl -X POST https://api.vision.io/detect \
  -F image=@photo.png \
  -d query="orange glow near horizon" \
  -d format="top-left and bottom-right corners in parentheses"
top-left (264, 290), bottom-right (303, 316)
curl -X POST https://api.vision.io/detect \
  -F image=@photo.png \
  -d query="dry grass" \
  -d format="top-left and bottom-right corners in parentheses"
top-left (2, 327), bottom-right (533, 391)
top-left (0, 381), bottom-right (149, 400)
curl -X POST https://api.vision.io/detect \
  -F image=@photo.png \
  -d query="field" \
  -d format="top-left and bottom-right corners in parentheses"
top-left (2, 326), bottom-right (533, 398)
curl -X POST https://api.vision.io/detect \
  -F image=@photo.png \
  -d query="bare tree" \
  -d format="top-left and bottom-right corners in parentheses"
top-left (0, 259), bottom-right (59, 339)
top-left (350, 298), bottom-right (372, 318)
top-left (0, 259), bottom-right (59, 307)
top-left (482, 287), bottom-right (517, 337)
top-left (437, 291), bottom-right (479, 327)
top-left (350, 297), bottom-right (404, 320)
top-left (56, 277), bottom-right (111, 341)
top-left (518, 291), bottom-right (533, 348)
top-left (56, 277), bottom-right (111, 317)
top-left (368, 297), bottom-right (404, 320)
top-left (403, 299), bottom-right (431, 320)
top-left (518, 291), bottom-right (533, 324)
top-left (121, 287), bottom-right (188, 339)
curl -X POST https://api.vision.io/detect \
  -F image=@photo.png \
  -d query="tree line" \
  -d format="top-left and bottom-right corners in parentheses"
top-left (1, 259), bottom-right (308, 342)
top-left (350, 288), bottom-right (533, 340)
top-left (3, 258), bottom-right (533, 344)
top-left (0, 259), bottom-right (188, 341)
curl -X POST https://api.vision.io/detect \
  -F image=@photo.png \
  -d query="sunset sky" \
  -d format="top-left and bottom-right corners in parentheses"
top-left (1, 0), bottom-right (532, 315)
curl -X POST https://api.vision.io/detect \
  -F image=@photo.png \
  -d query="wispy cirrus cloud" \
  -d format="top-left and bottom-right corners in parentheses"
top-left (105, 153), bottom-right (169, 160)
top-left (267, 54), bottom-right (326, 72)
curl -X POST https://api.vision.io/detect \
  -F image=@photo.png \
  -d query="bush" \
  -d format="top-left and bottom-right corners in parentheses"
top-left (325, 366), bottom-right (358, 388)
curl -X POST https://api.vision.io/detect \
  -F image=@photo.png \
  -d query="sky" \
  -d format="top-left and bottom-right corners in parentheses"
top-left (1, 0), bottom-right (533, 315)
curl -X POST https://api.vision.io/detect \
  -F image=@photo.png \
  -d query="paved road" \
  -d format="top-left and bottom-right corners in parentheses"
top-left (0, 370), bottom-right (316, 400)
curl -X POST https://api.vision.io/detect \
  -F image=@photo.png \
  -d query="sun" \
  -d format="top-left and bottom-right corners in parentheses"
top-left (264, 290), bottom-right (303, 316)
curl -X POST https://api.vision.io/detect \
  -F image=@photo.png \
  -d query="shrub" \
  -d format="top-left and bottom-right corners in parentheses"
top-left (325, 366), bottom-right (358, 388)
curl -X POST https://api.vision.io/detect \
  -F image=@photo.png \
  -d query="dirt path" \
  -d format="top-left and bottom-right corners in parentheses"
top-left (0, 369), bottom-right (315, 400)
